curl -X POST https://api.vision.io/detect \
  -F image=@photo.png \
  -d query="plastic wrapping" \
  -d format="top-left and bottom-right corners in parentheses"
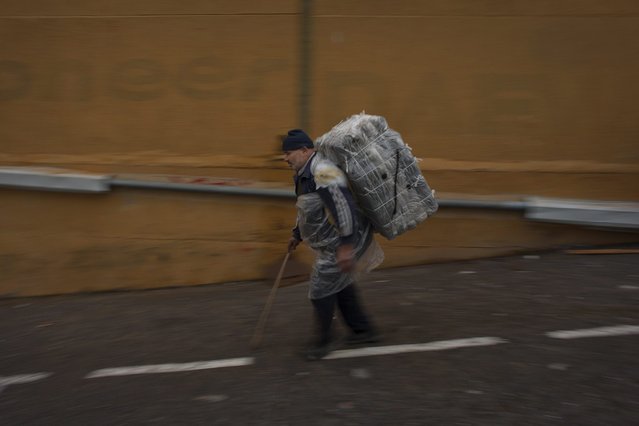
top-left (315, 113), bottom-right (438, 240)
top-left (296, 192), bottom-right (384, 299)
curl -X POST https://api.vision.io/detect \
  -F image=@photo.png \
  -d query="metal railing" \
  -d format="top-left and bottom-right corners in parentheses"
top-left (2, 167), bottom-right (638, 229)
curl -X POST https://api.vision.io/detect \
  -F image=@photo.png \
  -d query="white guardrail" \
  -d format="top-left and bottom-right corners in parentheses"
top-left (1, 167), bottom-right (638, 230)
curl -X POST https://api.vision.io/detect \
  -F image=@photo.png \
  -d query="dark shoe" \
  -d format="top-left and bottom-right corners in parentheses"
top-left (303, 343), bottom-right (333, 361)
top-left (345, 330), bottom-right (381, 345)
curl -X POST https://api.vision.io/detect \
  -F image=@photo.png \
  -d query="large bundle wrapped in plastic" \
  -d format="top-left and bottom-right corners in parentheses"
top-left (315, 113), bottom-right (437, 240)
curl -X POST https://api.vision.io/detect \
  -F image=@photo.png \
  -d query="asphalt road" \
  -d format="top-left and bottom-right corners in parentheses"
top-left (1, 250), bottom-right (638, 425)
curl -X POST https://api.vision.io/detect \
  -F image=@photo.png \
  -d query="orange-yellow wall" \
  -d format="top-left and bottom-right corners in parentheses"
top-left (1, 1), bottom-right (638, 297)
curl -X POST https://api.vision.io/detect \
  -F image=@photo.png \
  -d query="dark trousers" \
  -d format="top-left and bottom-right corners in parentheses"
top-left (311, 284), bottom-right (373, 345)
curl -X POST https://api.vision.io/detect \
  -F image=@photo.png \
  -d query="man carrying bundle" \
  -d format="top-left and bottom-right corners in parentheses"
top-left (283, 129), bottom-right (382, 361)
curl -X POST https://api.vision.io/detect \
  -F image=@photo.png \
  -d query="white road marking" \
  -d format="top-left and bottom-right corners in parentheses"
top-left (13, 326), bottom-right (638, 381)
top-left (0, 373), bottom-right (52, 394)
top-left (85, 357), bottom-right (254, 379)
top-left (324, 337), bottom-right (508, 360)
top-left (546, 325), bottom-right (639, 339)
top-left (619, 285), bottom-right (639, 290)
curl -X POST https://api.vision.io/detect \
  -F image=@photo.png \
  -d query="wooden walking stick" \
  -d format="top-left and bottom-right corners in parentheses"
top-left (251, 251), bottom-right (291, 349)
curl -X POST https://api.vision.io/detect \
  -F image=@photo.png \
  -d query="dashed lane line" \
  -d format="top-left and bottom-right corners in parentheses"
top-left (324, 337), bottom-right (508, 360)
top-left (85, 357), bottom-right (254, 379)
top-left (0, 373), bottom-right (52, 394)
top-left (546, 324), bottom-right (639, 339)
top-left (7, 325), bottom-right (639, 384)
